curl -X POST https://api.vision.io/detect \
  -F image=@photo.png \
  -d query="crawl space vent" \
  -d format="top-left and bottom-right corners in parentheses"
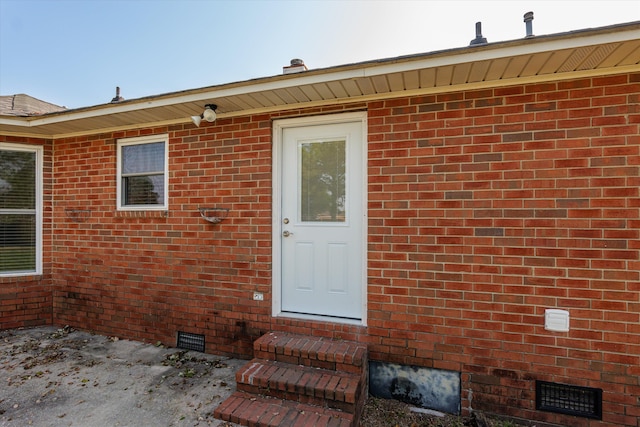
top-left (536, 381), bottom-right (602, 420)
top-left (176, 331), bottom-right (205, 353)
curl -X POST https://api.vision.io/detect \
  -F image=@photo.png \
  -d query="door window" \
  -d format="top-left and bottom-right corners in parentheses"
top-left (300, 140), bottom-right (346, 222)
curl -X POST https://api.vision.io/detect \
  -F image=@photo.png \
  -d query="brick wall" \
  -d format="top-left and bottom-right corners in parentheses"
top-left (366, 74), bottom-right (640, 426)
top-left (3, 73), bottom-right (639, 426)
top-left (51, 119), bottom-right (275, 356)
top-left (0, 136), bottom-right (53, 329)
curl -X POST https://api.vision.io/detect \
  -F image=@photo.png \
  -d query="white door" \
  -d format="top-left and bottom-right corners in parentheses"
top-left (275, 116), bottom-right (365, 321)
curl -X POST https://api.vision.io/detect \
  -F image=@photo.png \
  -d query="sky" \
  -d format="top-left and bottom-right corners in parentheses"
top-left (1, 0), bottom-right (638, 110)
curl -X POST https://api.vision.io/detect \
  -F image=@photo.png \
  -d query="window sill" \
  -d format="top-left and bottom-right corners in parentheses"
top-left (114, 210), bottom-right (169, 218)
top-left (0, 272), bottom-right (43, 281)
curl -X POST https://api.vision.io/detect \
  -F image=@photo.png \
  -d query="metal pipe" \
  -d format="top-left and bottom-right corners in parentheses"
top-left (524, 11), bottom-right (534, 37)
top-left (469, 22), bottom-right (488, 46)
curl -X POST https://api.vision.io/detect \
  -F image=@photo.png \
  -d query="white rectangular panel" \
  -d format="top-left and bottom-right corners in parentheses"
top-left (294, 242), bottom-right (314, 291)
top-left (327, 243), bottom-right (348, 294)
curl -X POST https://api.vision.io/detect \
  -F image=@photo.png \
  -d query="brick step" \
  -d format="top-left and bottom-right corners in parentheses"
top-left (213, 391), bottom-right (353, 427)
top-left (214, 332), bottom-right (369, 427)
top-left (253, 332), bottom-right (367, 374)
top-left (236, 358), bottom-right (362, 413)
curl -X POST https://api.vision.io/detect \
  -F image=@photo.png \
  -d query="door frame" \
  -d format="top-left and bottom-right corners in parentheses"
top-left (272, 112), bottom-right (368, 326)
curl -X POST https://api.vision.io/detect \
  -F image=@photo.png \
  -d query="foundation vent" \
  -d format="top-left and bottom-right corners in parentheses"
top-left (176, 331), bottom-right (205, 353)
top-left (536, 381), bottom-right (602, 420)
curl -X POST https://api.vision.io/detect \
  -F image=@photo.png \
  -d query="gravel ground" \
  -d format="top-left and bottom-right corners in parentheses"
top-left (361, 396), bottom-right (465, 426)
top-left (360, 396), bottom-right (536, 427)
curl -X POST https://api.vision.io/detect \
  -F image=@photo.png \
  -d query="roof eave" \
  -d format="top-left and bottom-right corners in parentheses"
top-left (1, 21), bottom-right (639, 140)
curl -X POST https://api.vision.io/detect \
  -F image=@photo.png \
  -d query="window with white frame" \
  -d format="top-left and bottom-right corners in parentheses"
top-left (117, 134), bottom-right (168, 210)
top-left (0, 143), bottom-right (42, 276)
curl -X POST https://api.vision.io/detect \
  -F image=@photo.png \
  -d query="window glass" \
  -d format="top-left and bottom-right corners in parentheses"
top-left (122, 142), bottom-right (165, 175)
top-left (300, 139), bottom-right (346, 222)
top-left (0, 150), bottom-right (36, 209)
top-left (117, 136), bottom-right (168, 209)
top-left (0, 214), bottom-right (36, 272)
top-left (0, 147), bottom-right (39, 274)
top-left (124, 175), bottom-right (164, 205)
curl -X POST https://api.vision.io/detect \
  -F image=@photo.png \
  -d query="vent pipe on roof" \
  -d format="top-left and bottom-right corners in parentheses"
top-left (283, 58), bottom-right (308, 74)
top-left (469, 22), bottom-right (488, 46)
top-left (111, 86), bottom-right (124, 103)
top-left (524, 11), bottom-right (534, 37)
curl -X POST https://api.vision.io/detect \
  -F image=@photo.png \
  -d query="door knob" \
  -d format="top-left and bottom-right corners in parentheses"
top-left (282, 230), bottom-right (293, 237)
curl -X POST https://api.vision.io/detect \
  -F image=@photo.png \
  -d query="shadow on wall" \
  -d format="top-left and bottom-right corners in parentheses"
top-left (369, 361), bottom-right (461, 415)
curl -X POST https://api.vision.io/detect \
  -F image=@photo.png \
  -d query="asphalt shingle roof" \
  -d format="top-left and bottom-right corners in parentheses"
top-left (0, 94), bottom-right (66, 116)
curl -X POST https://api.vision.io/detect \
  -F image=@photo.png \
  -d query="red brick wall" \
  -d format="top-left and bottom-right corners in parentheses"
top-left (3, 73), bottom-right (639, 426)
top-left (0, 136), bottom-right (53, 328)
top-left (51, 120), bottom-right (275, 356)
top-left (366, 74), bottom-right (640, 426)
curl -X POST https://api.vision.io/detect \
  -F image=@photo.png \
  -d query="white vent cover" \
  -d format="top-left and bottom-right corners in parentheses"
top-left (545, 309), bottom-right (569, 332)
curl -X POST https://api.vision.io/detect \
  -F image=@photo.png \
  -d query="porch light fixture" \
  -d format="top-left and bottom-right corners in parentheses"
top-left (191, 104), bottom-right (217, 127)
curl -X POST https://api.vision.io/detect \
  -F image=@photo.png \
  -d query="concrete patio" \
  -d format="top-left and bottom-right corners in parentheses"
top-left (0, 326), bottom-right (245, 426)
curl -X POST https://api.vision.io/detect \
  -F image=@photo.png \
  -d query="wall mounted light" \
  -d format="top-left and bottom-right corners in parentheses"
top-left (191, 104), bottom-right (217, 127)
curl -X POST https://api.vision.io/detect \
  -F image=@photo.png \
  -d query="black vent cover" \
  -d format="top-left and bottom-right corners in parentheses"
top-left (536, 380), bottom-right (602, 420)
top-left (176, 331), bottom-right (205, 353)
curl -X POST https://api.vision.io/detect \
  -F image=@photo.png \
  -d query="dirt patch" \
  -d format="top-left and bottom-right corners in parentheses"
top-left (360, 397), bottom-right (527, 427)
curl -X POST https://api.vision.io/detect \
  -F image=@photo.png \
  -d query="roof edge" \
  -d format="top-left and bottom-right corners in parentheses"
top-left (1, 20), bottom-right (639, 139)
top-left (10, 20), bottom-right (640, 121)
